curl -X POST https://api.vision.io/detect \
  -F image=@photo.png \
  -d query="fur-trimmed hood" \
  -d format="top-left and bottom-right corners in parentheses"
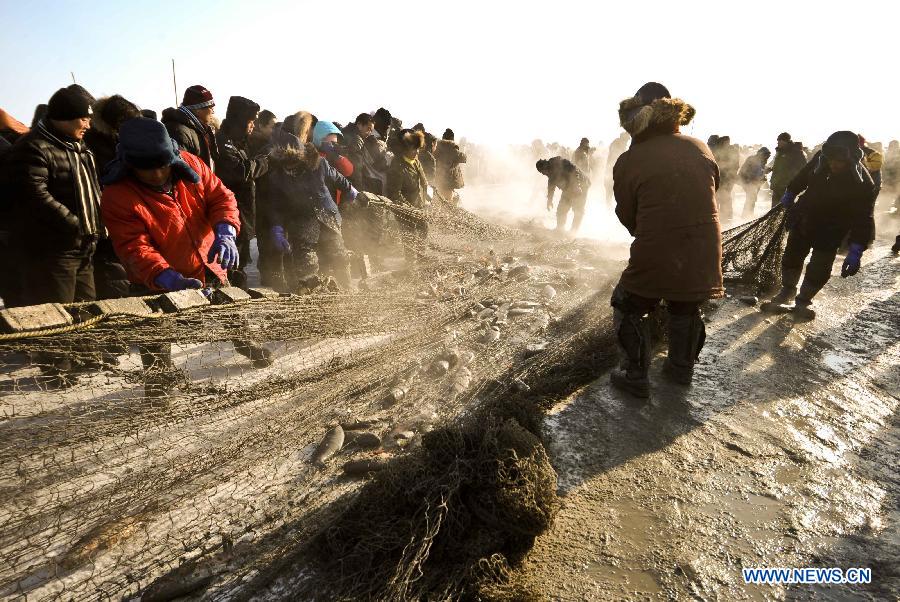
top-left (283, 111), bottom-right (314, 143)
top-left (618, 95), bottom-right (695, 139)
top-left (270, 141), bottom-right (321, 172)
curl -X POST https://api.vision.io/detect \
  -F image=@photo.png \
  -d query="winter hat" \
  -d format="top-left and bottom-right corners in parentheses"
top-left (103, 118), bottom-right (199, 185)
top-left (822, 131), bottom-right (863, 162)
top-left (618, 81), bottom-right (694, 138)
top-left (140, 109), bottom-right (158, 120)
top-left (182, 85), bottom-right (214, 110)
top-left (707, 135), bottom-right (720, 147)
top-left (758, 147), bottom-right (771, 157)
top-left (224, 96), bottom-right (260, 124)
top-left (442, 128), bottom-right (455, 141)
top-left (47, 86), bottom-right (94, 120)
top-left (777, 132), bottom-right (792, 142)
top-left (635, 82), bottom-right (670, 105)
top-left (312, 120), bottom-right (343, 149)
top-left (535, 159), bottom-right (549, 174)
top-left (580, 137), bottom-right (590, 146)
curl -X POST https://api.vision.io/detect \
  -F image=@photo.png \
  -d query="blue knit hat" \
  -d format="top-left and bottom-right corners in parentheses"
top-left (102, 117), bottom-right (199, 185)
top-left (312, 120), bottom-right (343, 149)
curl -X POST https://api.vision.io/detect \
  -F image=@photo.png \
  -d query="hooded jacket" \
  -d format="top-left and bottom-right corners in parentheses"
top-left (613, 94), bottom-right (723, 301)
top-left (434, 139), bottom-right (467, 191)
top-left (265, 141), bottom-right (353, 232)
top-left (215, 121), bottom-right (269, 238)
top-left (786, 151), bottom-right (876, 248)
top-left (540, 156), bottom-right (589, 200)
top-left (100, 150), bottom-right (240, 288)
top-left (162, 106), bottom-right (218, 168)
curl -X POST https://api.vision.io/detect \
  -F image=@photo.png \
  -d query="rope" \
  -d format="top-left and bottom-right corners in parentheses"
top-left (0, 310), bottom-right (166, 341)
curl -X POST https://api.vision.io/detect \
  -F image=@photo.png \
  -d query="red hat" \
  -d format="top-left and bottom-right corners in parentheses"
top-left (182, 85), bottom-right (214, 110)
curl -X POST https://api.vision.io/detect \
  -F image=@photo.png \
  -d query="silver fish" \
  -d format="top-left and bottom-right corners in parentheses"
top-left (311, 425), bottom-right (345, 465)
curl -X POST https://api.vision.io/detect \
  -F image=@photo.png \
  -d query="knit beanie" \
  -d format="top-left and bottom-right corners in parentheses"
top-left (47, 86), bottom-right (94, 120)
top-left (635, 82), bottom-right (670, 105)
top-left (182, 85), bottom-right (215, 110)
top-left (777, 132), bottom-right (792, 142)
top-left (442, 128), bottom-right (455, 141)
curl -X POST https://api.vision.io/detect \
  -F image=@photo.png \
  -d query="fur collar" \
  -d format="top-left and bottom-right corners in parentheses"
top-left (618, 96), bottom-right (695, 137)
top-left (270, 142), bottom-right (321, 172)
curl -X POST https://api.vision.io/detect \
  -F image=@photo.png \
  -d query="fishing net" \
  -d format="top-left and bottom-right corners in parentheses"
top-left (721, 204), bottom-right (788, 293)
top-left (0, 188), bottom-right (779, 600)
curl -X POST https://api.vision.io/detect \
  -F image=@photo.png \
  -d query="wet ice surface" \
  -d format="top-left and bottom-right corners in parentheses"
top-left (533, 241), bottom-right (899, 600)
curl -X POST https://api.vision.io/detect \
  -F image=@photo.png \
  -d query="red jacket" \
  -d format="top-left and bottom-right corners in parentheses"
top-left (320, 151), bottom-right (354, 204)
top-left (101, 151), bottom-right (240, 289)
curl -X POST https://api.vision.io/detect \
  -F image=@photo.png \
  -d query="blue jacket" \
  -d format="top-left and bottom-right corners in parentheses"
top-left (265, 141), bottom-right (352, 232)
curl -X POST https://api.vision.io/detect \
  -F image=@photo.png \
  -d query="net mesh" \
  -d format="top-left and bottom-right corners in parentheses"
top-left (0, 193), bottom-right (785, 599)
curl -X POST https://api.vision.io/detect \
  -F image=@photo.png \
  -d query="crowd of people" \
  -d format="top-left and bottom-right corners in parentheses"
top-left (0, 81), bottom-right (896, 398)
top-left (0, 85), bottom-right (469, 309)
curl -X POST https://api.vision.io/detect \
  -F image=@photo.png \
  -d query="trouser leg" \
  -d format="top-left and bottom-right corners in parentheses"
top-left (771, 186), bottom-right (786, 209)
top-left (742, 185), bottom-right (760, 219)
top-left (610, 284), bottom-right (656, 381)
top-left (570, 192), bottom-right (587, 233)
top-left (556, 196), bottom-right (572, 231)
top-left (796, 247), bottom-right (838, 305)
top-left (663, 301), bottom-right (705, 384)
top-left (778, 229), bottom-right (811, 295)
top-left (317, 225), bottom-right (352, 290)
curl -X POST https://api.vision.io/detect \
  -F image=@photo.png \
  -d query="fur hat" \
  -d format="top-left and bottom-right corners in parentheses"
top-left (399, 129), bottom-right (425, 151)
top-left (618, 82), bottom-right (695, 138)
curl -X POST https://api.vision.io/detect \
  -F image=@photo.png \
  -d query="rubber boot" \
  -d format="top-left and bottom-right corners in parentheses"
top-left (891, 234), bottom-right (899, 255)
top-left (610, 308), bottom-right (651, 398)
top-left (761, 266), bottom-right (801, 312)
top-left (662, 311), bottom-right (706, 385)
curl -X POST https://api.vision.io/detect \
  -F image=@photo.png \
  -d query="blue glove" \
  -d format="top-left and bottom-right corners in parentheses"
top-left (841, 243), bottom-right (864, 278)
top-left (780, 191), bottom-right (797, 208)
top-left (347, 186), bottom-right (361, 204)
top-left (271, 225), bottom-right (292, 254)
top-left (207, 222), bottom-right (239, 270)
top-left (154, 268), bottom-right (203, 291)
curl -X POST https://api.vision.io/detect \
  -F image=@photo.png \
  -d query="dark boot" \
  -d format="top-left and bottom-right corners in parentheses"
top-left (662, 311), bottom-right (706, 385)
top-left (791, 297), bottom-right (816, 321)
top-left (891, 235), bottom-right (899, 255)
top-left (761, 265), bottom-right (801, 312)
top-left (610, 308), bottom-right (651, 398)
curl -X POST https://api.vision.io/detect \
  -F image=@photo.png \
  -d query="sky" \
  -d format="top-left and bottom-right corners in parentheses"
top-left (1, 0), bottom-right (898, 148)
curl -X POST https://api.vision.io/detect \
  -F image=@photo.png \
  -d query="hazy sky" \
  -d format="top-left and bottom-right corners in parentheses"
top-left (2, 0), bottom-right (897, 148)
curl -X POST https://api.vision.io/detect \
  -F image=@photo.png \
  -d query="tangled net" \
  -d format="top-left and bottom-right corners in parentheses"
top-left (0, 191), bottom-right (785, 600)
top-left (721, 204), bottom-right (788, 293)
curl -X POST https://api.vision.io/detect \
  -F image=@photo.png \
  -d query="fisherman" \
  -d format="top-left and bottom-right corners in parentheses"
top-left (385, 129), bottom-right (430, 260)
top-left (858, 134), bottom-right (883, 192)
top-left (610, 82), bottom-right (723, 397)
top-left (215, 95), bottom-right (270, 288)
top-left (761, 131), bottom-right (876, 320)
top-left (535, 155), bottom-right (590, 234)
top-left (710, 135), bottom-right (740, 221)
top-left (100, 117), bottom-right (240, 292)
top-left (265, 130), bottom-right (361, 291)
top-left (769, 132), bottom-right (807, 207)
top-left (571, 137), bottom-right (594, 180)
top-left (161, 85), bottom-right (218, 168)
top-left (434, 128), bottom-right (466, 204)
top-left (604, 132), bottom-right (630, 204)
top-left (738, 147), bottom-right (771, 219)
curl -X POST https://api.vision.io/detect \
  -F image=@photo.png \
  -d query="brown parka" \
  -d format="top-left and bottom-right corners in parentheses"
top-left (613, 97), bottom-right (724, 302)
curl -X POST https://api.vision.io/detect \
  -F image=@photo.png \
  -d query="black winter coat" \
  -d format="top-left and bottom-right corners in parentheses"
top-left (215, 125), bottom-right (269, 238)
top-left (162, 107), bottom-right (218, 168)
top-left (6, 123), bottom-right (102, 253)
top-left (543, 156), bottom-right (589, 200)
top-left (786, 152), bottom-right (876, 248)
